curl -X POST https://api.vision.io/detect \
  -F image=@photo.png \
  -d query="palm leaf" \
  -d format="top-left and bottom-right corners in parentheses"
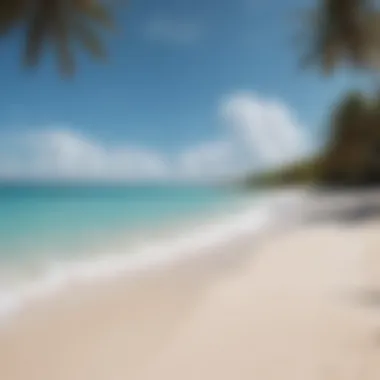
top-left (23, 2), bottom-right (50, 68)
top-left (299, 0), bottom-right (380, 74)
top-left (0, 0), bottom-right (26, 35)
top-left (74, 1), bottom-right (115, 30)
top-left (52, 4), bottom-right (76, 76)
top-left (74, 21), bottom-right (107, 59)
top-left (55, 36), bottom-right (76, 77)
top-left (3, 0), bottom-right (116, 76)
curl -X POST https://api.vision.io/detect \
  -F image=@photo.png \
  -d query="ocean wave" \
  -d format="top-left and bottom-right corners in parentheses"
top-left (0, 189), bottom-right (304, 324)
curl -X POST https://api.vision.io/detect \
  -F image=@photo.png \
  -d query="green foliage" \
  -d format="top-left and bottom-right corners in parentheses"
top-left (246, 91), bottom-right (380, 188)
top-left (320, 90), bottom-right (380, 186)
top-left (244, 158), bottom-right (321, 188)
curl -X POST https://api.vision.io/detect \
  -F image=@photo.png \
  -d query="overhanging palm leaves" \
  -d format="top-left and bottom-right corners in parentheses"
top-left (0, 1), bottom-right (26, 36)
top-left (0, 0), bottom-right (115, 76)
top-left (300, 0), bottom-right (380, 74)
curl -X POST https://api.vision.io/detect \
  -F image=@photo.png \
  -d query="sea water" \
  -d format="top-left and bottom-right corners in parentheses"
top-left (0, 183), bottom-right (246, 263)
top-left (0, 183), bottom-right (254, 318)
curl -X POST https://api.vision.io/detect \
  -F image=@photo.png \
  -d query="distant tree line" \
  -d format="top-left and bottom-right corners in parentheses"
top-left (319, 91), bottom-right (380, 186)
top-left (245, 91), bottom-right (380, 188)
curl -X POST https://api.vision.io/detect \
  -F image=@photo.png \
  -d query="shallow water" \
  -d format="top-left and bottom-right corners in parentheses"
top-left (0, 184), bottom-right (296, 320)
top-left (0, 184), bottom-right (247, 273)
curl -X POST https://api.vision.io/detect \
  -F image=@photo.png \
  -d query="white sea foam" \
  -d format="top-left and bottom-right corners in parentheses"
top-left (0, 189), bottom-right (306, 324)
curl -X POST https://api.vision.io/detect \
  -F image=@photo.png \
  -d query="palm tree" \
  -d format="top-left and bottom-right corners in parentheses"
top-left (300, 0), bottom-right (380, 74)
top-left (0, 0), bottom-right (115, 76)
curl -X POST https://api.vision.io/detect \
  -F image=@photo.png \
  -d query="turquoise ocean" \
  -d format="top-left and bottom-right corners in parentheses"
top-left (0, 184), bottom-right (253, 316)
top-left (0, 184), bottom-right (244, 262)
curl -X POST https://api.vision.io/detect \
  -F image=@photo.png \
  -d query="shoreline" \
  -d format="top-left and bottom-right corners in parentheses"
top-left (2, 189), bottom-right (380, 380)
top-left (0, 189), bottom-right (380, 380)
top-left (0, 188), bottom-right (300, 323)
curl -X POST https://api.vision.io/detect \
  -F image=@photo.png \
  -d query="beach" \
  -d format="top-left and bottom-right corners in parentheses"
top-left (1, 190), bottom-right (380, 380)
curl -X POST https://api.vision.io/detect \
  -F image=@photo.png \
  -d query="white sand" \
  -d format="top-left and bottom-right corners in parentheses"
top-left (1, 192), bottom-right (380, 380)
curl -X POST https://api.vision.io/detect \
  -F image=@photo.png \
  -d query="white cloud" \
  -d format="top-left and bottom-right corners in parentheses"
top-left (0, 129), bottom-right (169, 181)
top-left (177, 92), bottom-right (311, 180)
top-left (0, 93), bottom-right (311, 182)
top-left (220, 92), bottom-right (310, 170)
top-left (143, 16), bottom-right (203, 45)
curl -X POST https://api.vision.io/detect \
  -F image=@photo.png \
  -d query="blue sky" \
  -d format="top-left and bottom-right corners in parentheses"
top-left (0, 0), bottom-right (367, 181)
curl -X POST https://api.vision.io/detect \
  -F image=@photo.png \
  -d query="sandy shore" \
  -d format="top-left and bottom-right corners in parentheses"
top-left (1, 191), bottom-right (380, 379)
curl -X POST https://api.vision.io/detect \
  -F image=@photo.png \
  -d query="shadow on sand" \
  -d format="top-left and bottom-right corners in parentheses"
top-left (350, 289), bottom-right (380, 308)
top-left (302, 191), bottom-right (380, 321)
top-left (304, 190), bottom-right (380, 226)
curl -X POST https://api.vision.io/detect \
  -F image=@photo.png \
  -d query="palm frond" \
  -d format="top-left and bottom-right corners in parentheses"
top-left (0, 0), bottom-right (26, 35)
top-left (55, 36), bottom-right (76, 77)
top-left (23, 1), bottom-right (50, 68)
top-left (75, 22), bottom-right (107, 59)
top-left (0, 0), bottom-right (121, 76)
top-left (52, 3), bottom-right (76, 77)
top-left (74, 0), bottom-right (115, 30)
top-left (299, 0), bottom-right (380, 74)
top-left (19, 0), bottom-right (115, 76)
